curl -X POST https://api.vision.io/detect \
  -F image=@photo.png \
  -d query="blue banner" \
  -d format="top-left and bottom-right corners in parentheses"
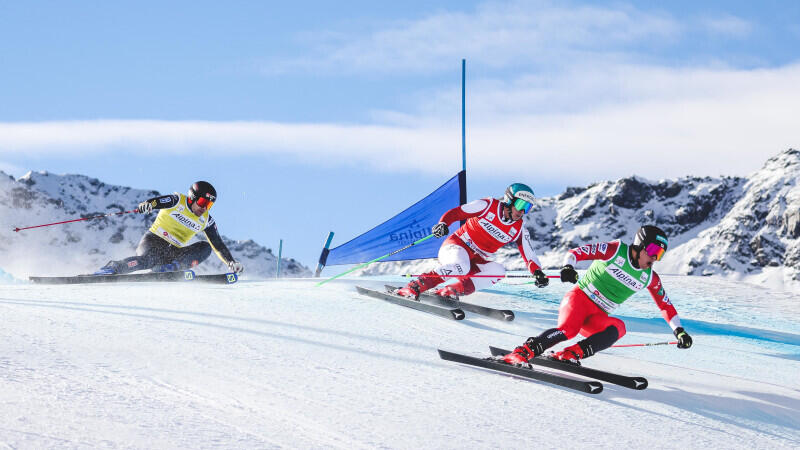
top-left (323, 171), bottom-right (466, 265)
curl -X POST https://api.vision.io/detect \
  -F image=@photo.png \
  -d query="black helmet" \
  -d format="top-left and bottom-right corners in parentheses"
top-left (188, 181), bottom-right (217, 208)
top-left (633, 225), bottom-right (668, 259)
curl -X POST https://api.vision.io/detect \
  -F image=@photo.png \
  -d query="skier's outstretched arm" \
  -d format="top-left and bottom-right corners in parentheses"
top-left (648, 272), bottom-right (692, 348)
top-left (431, 198), bottom-right (491, 237)
top-left (203, 219), bottom-right (243, 273)
top-left (136, 194), bottom-right (179, 214)
top-left (516, 228), bottom-right (547, 287)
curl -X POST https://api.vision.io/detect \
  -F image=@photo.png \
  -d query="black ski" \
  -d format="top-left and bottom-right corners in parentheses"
top-left (30, 271), bottom-right (239, 285)
top-left (385, 285), bottom-right (514, 321)
top-left (438, 349), bottom-right (603, 394)
top-left (356, 286), bottom-right (465, 320)
top-left (489, 346), bottom-right (648, 390)
top-left (30, 270), bottom-right (198, 284)
top-left (195, 273), bottom-right (239, 284)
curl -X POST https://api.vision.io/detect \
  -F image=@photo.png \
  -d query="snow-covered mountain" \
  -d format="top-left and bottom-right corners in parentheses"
top-left (4, 149), bottom-right (798, 288)
top-left (0, 171), bottom-right (310, 279)
top-left (362, 149), bottom-right (800, 292)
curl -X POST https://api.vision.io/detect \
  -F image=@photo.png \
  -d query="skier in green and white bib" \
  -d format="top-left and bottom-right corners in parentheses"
top-left (503, 225), bottom-right (693, 364)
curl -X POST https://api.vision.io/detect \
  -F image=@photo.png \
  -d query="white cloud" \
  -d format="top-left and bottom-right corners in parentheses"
top-left (1, 63), bottom-right (798, 183)
top-left (0, 120), bottom-right (456, 171)
top-left (0, 2), bottom-right (787, 187)
top-left (269, 0), bottom-right (682, 75)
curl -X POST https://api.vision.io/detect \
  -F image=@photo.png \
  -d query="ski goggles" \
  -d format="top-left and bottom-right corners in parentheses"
top-left (645, 243), bottom-right (666, 261)
top-left (513, 198), bottom-right (533, 213)
top-left (195, 197), bottom-right (214, 209)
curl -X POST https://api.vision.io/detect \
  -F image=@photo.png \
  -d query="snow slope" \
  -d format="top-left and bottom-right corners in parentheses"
top-left (0, 276), bottom-right (797, 448)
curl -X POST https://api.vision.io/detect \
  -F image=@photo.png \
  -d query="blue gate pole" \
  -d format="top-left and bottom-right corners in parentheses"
top-left (277, 239), bottom-right (283, 278)
top-left (462, 58), bottom-right (466, 173)
top-left (314, 231), bottom-right (335, 277)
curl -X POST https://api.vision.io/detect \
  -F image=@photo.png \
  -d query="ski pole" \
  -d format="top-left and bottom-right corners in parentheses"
top-left (612, 341), bottom-right (677, 348)
top-left (316, 234), bottom-right (436, 287)
top-left (403, 273), bottom-right (560, 279)
top-left (13, 209), bottom-right (139, 232)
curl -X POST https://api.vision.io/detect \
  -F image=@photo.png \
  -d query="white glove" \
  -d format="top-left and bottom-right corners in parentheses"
top-left (137, 200), bottom-right (154, 214)
top-left (228, 260), bottom-right (244, 274)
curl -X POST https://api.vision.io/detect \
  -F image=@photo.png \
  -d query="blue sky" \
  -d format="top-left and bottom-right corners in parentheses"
top-left (1, 0), bottom-right (798, 271)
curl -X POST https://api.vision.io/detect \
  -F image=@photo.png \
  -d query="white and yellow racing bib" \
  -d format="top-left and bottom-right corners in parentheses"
top-left (148, 193), bottom-right (209, 247)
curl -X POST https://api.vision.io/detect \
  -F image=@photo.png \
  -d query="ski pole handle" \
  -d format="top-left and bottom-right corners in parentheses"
top-left (13, 209), bottom-right (139, 232)
top-left (317, 234), bottom-right (436, 287)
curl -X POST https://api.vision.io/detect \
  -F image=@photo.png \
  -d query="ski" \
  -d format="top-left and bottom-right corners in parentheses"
top-left (29, 271), bottom-right (238, 285)
top-left (30, 270), bottom-right (197, 284)
top-left (195, 272), bottom-right (239, 284)
top-left (488, 346), bottom-right (648, 390)
top-left (438, 349), bottom-right (603, 394)
top-left (355, 286), bottom-right (465, 320)
top-left (385, 285), bottom-right (514, 321)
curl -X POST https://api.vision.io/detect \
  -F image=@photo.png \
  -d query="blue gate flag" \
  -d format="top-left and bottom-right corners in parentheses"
top-left (322, 171), bottom-right (466, 266)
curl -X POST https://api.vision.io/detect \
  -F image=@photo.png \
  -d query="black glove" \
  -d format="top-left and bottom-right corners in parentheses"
top-left (674, 327), bottom-right (692, 349)
top-left (533, 269), bottom-right (549, 288)
top-left (560, 264), bottom-right (578, 283)
top-left (137, 200), bottom-right (155, 214)
top-left (432, 222), bottom-right (449, 238)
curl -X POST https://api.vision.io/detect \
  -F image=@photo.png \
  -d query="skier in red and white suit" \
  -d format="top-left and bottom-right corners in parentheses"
top-left (396, 183), bottom-right (549, 299)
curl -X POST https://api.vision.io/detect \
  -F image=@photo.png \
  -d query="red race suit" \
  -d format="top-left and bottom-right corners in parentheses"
top-left (414, 198), bottom-right (543, 296)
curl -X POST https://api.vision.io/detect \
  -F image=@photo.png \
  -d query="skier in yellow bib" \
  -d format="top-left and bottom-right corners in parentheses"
top-left (95, 181), bottom-right (244, 275)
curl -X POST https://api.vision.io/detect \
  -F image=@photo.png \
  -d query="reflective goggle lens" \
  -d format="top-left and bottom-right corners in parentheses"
top-left (513, 198), bottom-right (532, 213)
top-left (195, 197), bottom-right (214, 209)
top-left (645, 243), bottom-right (665, 261)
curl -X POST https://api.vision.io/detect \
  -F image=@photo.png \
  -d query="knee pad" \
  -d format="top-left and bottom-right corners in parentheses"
top-left (437, 244), bottom-right (470, 276)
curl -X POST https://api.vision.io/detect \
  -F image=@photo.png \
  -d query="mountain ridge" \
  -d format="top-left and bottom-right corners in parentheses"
top-left (358, 148), bottom-right (800, 292)
top-left (3, 149), bottom-right (798, 291)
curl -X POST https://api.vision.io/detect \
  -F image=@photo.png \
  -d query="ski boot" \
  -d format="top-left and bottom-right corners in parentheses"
top-left (500, 336), bottom-right (550, 365)
top-left (93, 261), bottom-right (120, 275)
top-left (433, 285), bottom-right (459, 300)
top-left (501, 344), bottom-right (535, 365)
top-left (549, 343), bottom-right (585, 365)
top-left (395, 273), bottom-right (444, 300)
top-left (151, 260), bottom-right (182, 273)
top-left (395, 281), bottom-right (422, 300)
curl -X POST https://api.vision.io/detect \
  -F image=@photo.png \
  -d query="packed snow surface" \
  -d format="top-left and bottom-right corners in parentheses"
top-left (0, 274), bottom-right (798, 448)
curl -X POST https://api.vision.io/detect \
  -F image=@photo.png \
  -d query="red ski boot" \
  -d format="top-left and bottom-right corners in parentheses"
top-left (395, 273), bottom-right (444, 300)
top-left (395, 281), bottom-right (421, 300)
top-left (434, 279), bottom-right (477, 300)
top-left (501, 344), bottom-right (535, 365)
top-left (550, 343), bottom-right (585, 364)
top-left (433, 285), bottom-right (459, 300)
